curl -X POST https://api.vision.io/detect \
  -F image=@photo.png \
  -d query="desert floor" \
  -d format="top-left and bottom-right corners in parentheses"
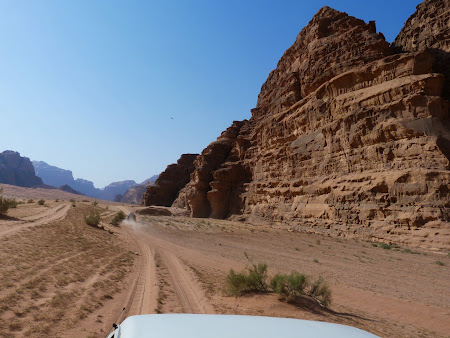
top-left (0, 186), bottom-right (449, 337)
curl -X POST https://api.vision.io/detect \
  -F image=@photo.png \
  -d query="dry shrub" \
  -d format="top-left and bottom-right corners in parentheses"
top-left (84, 211), bottom-right (101, 226)
top-left (0, 188), bottom-right (17, 214)
top-left (225, 255), bottom-right (268, 296)
top-left (308, 277), bottom-right (332, 307)
top-left (271, 271), bottom-right (308, 303)
top-left (225, 254), bottom-right (332, 308)
top-left (111, 211), bottom-right (126, 226)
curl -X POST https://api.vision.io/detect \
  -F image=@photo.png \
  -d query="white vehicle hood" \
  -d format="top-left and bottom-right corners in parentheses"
top-left (109, 314), bottom-right (378, 338)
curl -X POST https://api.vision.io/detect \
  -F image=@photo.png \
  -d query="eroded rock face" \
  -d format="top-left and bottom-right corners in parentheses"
top-left (392, 0), bottom-right (450, 99)
top-left (173, 121), bottom-right (252, 218)
top-left (142, 154), bottom-right (198, 207)
top-left (243, 49), bottom-right (450, 248)
top-left (0, 151), bottom-right (43, 187)
top-left (254, 6), bottom-right (391, 119)
top-left (170, 3), bottom-right (450, 249)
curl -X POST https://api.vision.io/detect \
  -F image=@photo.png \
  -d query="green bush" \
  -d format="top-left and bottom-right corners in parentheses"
top-left (404, 249), bottom-right (420, 254)
top-left (0, 189), bottom-right (17, 214)
top-left (308, 277), bottom-right (332, 307)
top-left (225, 269), bottom-right (250, 296)
top-left (37, 199), bottom-right (45, 205)
top-left (27, 199), bottom-right (34, 203)
top-left (0, 198), bottom-right (10, 214)
top-left (246, 262), bottom-right (268, 291)
top-left (111, 211), bottom-right (126, 226)
top-left (271, 271), bottom-right (308, 302)
top-left (84, 211), bottom-right (101, 226)
top-left (224, 253), bottom-right (332, 308)
top-left (379, 243), bottom-right (391, 250)
top-left (92, 201), bottom-right (98, 206)
top-left (7, 198), bottom-right (18, 209)
top-left (225, 255), bottom-right (268, 296)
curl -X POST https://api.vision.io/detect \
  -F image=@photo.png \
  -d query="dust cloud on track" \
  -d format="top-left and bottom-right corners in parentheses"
top-left (117, 206), bottom-right (214, 318)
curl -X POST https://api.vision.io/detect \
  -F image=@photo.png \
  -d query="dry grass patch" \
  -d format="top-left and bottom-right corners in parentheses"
top-left (0, 204), bottom-right (134, 337)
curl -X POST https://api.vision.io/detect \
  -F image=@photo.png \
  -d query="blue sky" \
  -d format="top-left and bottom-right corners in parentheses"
top-left (0, 0), bottom-right (422, 188)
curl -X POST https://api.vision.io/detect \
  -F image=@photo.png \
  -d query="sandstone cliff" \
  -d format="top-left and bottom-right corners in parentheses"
top-left (0, 151), bottom-right (43, 187)
top-left (392, 0), bottom-right (450, 99)
top-left (173, 121), bottom-right (252, 218)
top-left (168, 2), bottom-right (450, 250)
top-left (142, 154), bottom-right (198, 207)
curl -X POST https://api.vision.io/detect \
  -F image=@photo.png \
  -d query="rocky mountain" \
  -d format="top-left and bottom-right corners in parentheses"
top-left (33, 161), bottom-right (98, 196)
top-left (100, 180), bottom-right (137, 201)
top-left (145, 0), bottom-right (450, 250)
top-left (32, 161), bottom-right (141, 201)
top-left (72, 178), bottom-right (98, 197)
top-left (0, 151), bottom-right (43, 187)
top-left (33, 161), bottom-right (73, 188)
top-left (120, 176), bottom-right (158, 205)
top-left (59, 184), bottom-right (82, 195)
top-left (142, 154), bottom-right (198, 206)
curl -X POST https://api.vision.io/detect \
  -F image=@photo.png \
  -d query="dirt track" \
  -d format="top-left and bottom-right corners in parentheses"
top-left (0, 203), bottom-right (70, 238)
top-left (111, 211), bottom-right (450, 338)
top-left (119, 212), bottom-right (215, 318)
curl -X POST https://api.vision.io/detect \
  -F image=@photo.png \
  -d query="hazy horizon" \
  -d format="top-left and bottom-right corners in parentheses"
top-left (1, 0), bottom-right (422, 187)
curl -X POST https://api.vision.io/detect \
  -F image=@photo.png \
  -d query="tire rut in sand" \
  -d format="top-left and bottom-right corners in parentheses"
top-left (122, 231), bottom-right (159, 317)
top-left (160, 251), bottom-right (215, 314)
top-left (0, 204), bottom-right (71, 238)
top-left (120, 214), bottom-right (214, 316)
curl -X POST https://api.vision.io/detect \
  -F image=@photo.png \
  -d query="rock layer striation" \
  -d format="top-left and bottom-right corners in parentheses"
top-left (392, 0), bottom-right (450, 99)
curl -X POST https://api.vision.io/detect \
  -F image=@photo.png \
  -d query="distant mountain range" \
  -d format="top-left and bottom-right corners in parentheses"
top-left (32, 160), bottom-right (157, 202)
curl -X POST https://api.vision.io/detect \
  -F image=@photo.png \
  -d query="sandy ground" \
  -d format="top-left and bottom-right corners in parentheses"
top-left (0, 188), bottom-right (449, 337)
top-left (92, 206), bottom-right (449, 338)
top-left (0, 197), bottom-right (135, 337)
